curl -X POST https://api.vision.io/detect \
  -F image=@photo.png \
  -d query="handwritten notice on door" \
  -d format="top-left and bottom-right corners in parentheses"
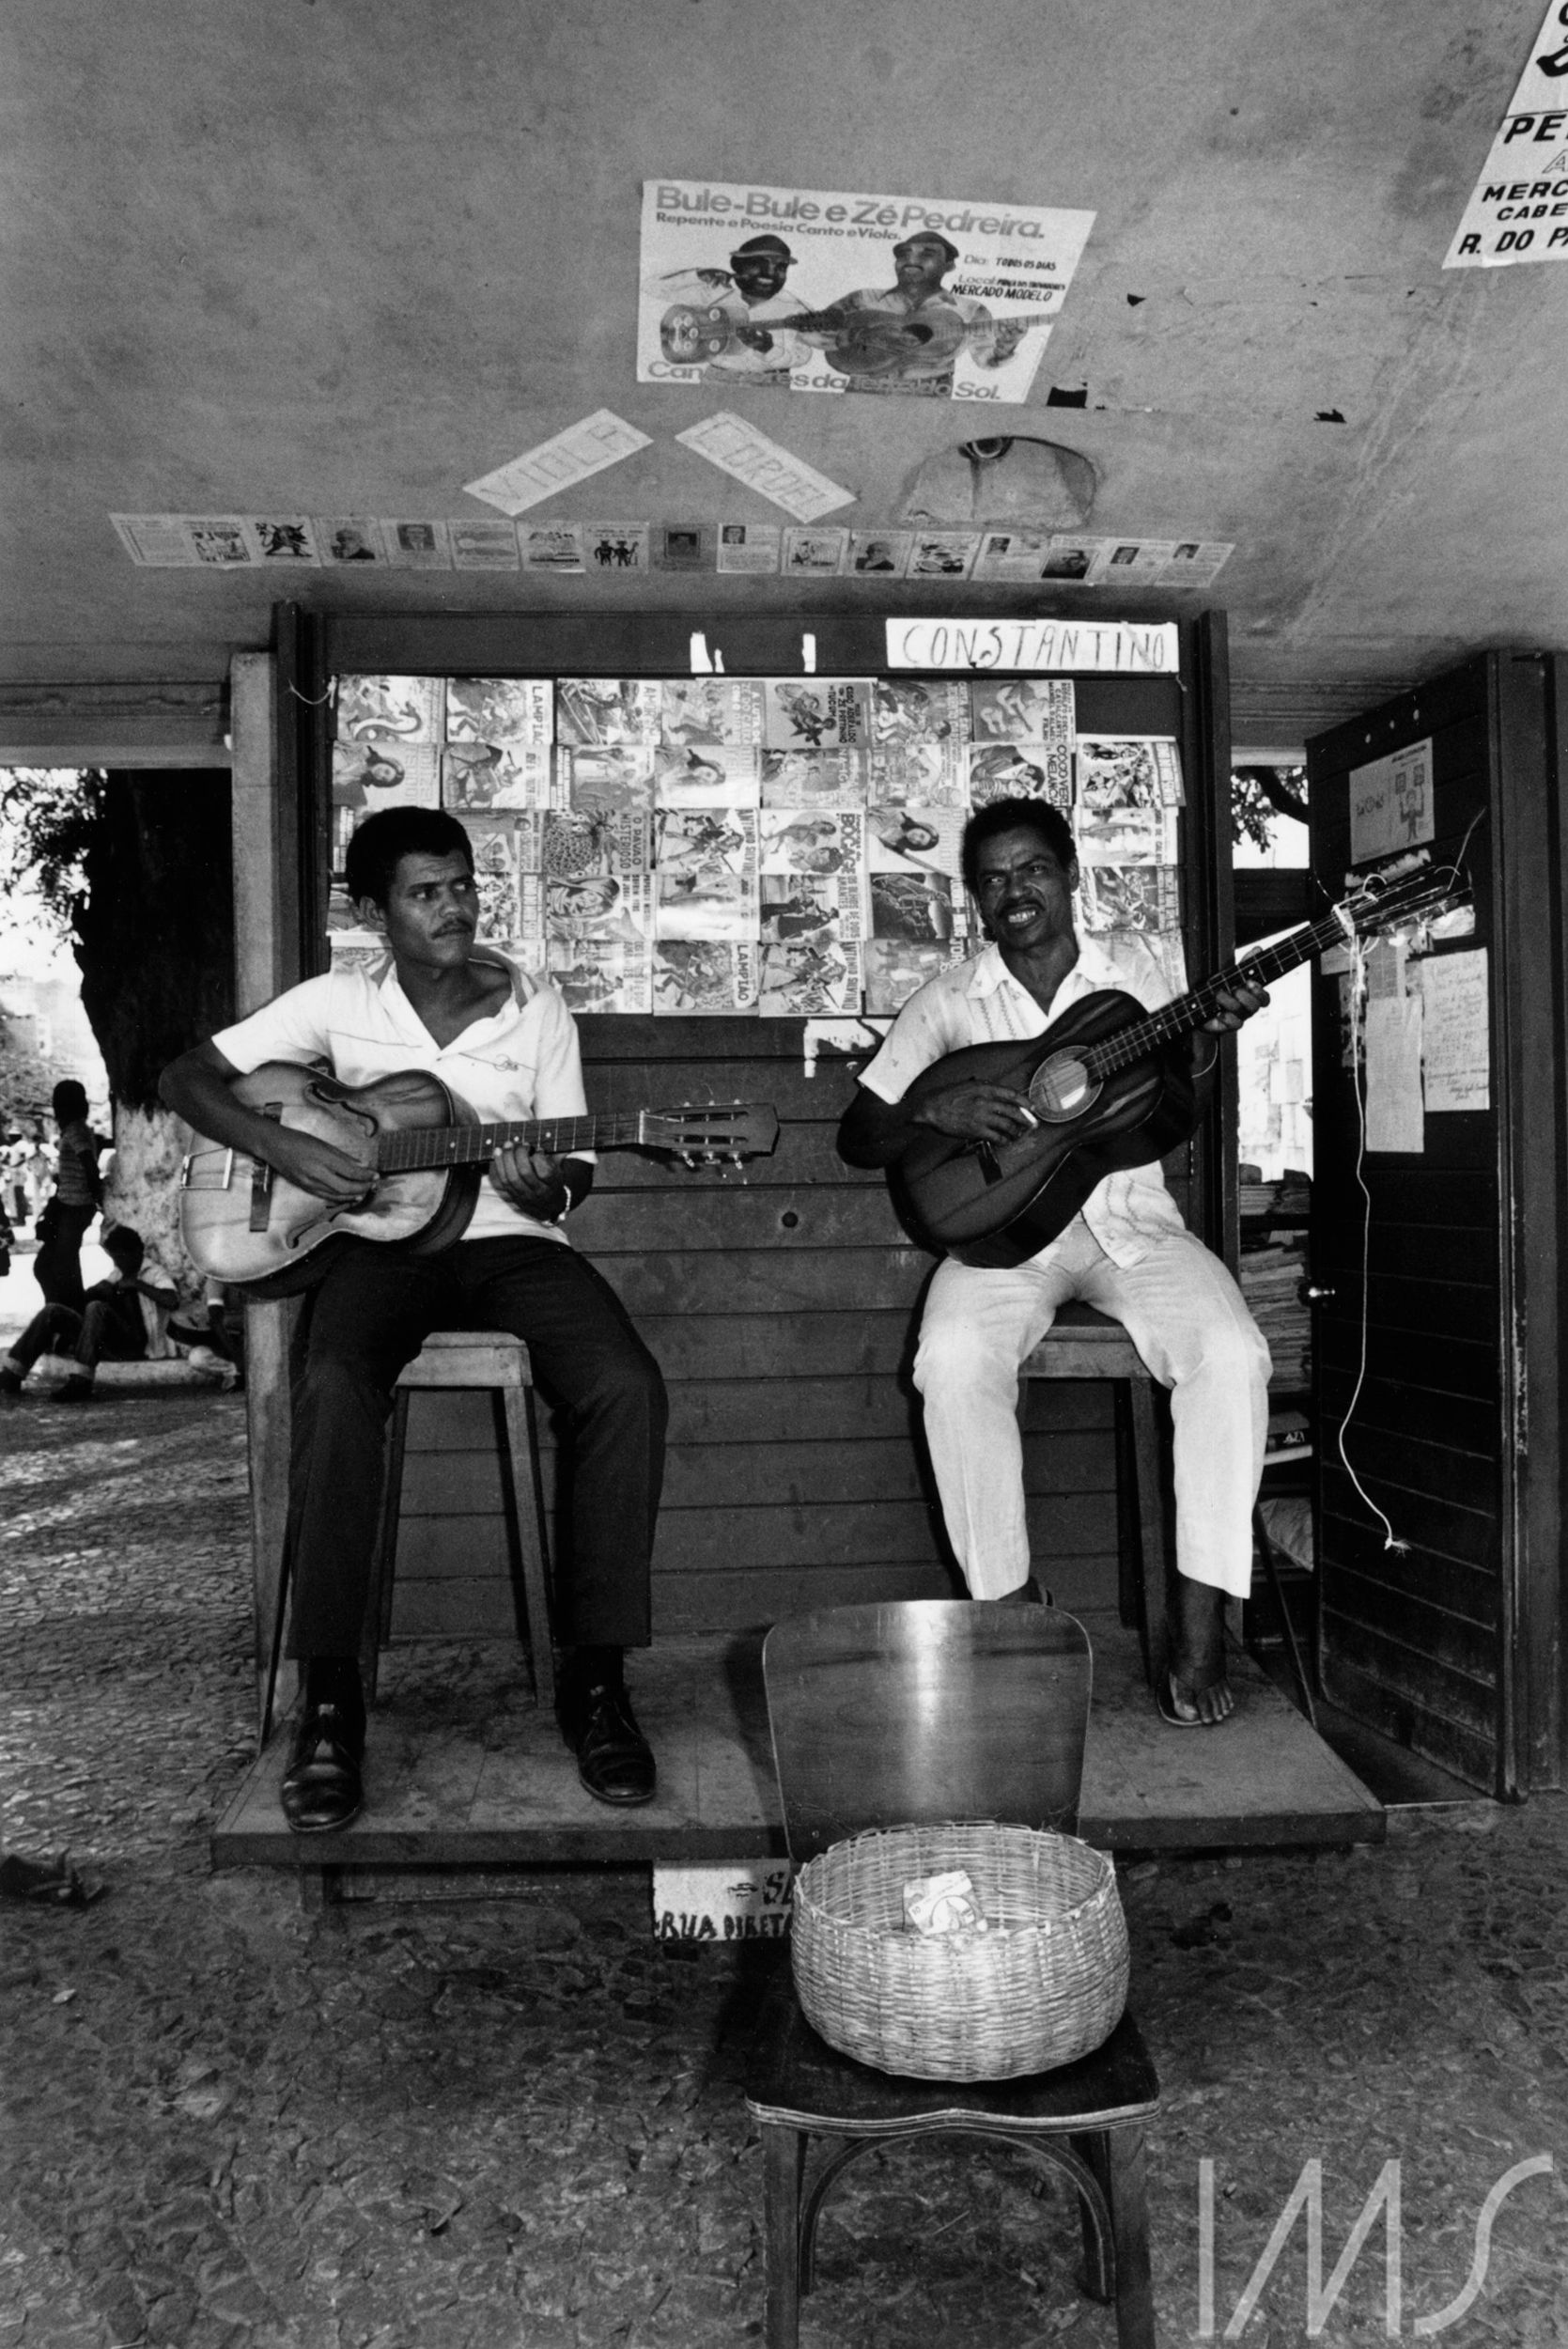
top-left (1420, 949), bottom-right (1490, 1112)
top-left (1364, 994), bottom-right (1425, 1153)
top-left (1348, 739), bottom-right (1434, 864)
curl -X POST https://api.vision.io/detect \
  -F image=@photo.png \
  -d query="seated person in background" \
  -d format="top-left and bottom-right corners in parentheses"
top-left (34, 1081), bottom-right (102, 1313)
top-left (835, 798), bottom-right (1272, 1729)
top-left (0, 1224), bottom-right (177, 1401)
top-left (159, 807), bottom-right (668, 1834)
top-left (166, 1276), bottom-right (245, 1390)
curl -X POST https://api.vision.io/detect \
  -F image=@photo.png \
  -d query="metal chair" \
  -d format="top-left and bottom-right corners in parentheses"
top-left (745, 1600), bottom-right (1159, 2349)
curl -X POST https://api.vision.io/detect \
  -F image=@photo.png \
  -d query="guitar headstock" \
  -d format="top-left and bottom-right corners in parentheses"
top-left (1342, 856), bottom-right (1469, 941)
top-left (643, 1102), bottom-right (781, 1167)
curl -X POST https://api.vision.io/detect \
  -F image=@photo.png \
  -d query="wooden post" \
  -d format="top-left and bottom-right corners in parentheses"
top-left (229, 650), bottom-right (298, 1735)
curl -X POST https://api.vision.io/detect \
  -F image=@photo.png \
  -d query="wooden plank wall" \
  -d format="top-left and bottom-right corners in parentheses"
top-left (1308, 660), bottom-right (1506, 1789)
top-left (390, 1024), bottom-right (1155, 1639)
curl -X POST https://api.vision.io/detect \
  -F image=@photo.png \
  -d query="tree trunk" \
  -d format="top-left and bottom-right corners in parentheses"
top-left (102, 1105), bottom-right (202, 1300)
top-left (77, 772), bottom-right (235, 1304)
top-left (78, 772), bottom-right (234, 1108)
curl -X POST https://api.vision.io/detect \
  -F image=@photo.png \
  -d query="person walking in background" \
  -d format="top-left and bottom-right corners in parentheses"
top-left (33, 1081), bottom-right (102, 1312)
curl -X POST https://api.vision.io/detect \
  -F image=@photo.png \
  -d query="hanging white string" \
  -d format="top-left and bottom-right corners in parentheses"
top-left (1337, 929), bottom-right (1409, 1551)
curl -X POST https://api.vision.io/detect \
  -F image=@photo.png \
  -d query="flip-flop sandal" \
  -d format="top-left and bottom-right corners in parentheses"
top-left (1157, 1672), bottom-right (1210, 1729)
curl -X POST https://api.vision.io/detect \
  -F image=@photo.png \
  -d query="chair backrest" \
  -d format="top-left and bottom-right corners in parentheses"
top-left (762, 1601), bottom-right (1093, 1862)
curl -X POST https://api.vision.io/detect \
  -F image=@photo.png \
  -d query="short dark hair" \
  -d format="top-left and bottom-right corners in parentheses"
top-left (101, 1224), bottom-right (145, 1273)
top-left (52, 1080), bottom-right (88, 1121)
top-left (344, 808), bottom-right (474, 909)
top-left (961, 798), bottom-right (1077, 898)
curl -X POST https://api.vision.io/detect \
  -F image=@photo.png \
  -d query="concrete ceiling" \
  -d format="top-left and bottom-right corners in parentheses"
top-left (5, 0), bottom-right (1566, 747)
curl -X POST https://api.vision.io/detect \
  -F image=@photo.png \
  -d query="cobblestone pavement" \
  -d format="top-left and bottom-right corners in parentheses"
top-left (4, 1385), bottom-right (1568, 2348)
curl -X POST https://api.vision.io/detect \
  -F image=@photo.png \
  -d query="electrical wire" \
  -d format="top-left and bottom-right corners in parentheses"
top-left (1337, 927), bottom-right (1409, 1550)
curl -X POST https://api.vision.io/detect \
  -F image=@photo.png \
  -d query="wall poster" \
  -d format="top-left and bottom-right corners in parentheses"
top-left (640, 179), bottom-right (1094, 403)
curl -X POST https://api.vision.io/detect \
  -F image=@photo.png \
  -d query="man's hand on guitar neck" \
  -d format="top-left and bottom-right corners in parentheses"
top-left (1189, 974), bottom-right (1270, 1080)
top-left (489, 1145), bottom-right (592, 1225)
top-left (1200, 975), bottom-right (1270, 1035)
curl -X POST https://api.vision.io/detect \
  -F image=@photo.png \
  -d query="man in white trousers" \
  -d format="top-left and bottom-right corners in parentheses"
top-left (836, 797), bottom-right (1270, 1726)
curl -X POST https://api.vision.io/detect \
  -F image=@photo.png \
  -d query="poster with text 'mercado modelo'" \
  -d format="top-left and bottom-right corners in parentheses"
top-left (640, 179), bottom-right (1094, 403)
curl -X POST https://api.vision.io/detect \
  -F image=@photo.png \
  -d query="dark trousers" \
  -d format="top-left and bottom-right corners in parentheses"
top-left (284, 1237), bottom-right (667, 1660)
top-left (34, 1204), bottom-right (97, 1314)
top-left (8, 1291), bottom-right (146, 1372)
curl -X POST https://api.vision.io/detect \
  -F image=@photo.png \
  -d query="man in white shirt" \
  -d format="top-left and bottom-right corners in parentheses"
top-left (161, 809), bottom-right (667, 1830)
top-left (809, 231), bottom-right (1026, 396)
top-left (836, 799), bottom-right (1270, 1727)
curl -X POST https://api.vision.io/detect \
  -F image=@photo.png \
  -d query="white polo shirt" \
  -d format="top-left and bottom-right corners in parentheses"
top-left (857, 938), bottom-right (1189, 1268)
top-left (210, 949), bottom-right (592, 1245)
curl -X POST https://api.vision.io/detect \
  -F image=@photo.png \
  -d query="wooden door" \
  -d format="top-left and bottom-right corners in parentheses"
top-left (1306, 654), bottom-right (1566, 1794)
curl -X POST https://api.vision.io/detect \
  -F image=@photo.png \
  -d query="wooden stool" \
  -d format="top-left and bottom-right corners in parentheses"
top-left (365, 1331), bottom-right (555, 1709)
top-left (1020, 1303), bottom-right (1169, 1687)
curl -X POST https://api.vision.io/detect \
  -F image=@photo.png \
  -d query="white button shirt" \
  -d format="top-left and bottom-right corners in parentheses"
top-left (210, 949), bottom-right (593, 1245)
top-left (858, 938), bottom-right (1189, 1268)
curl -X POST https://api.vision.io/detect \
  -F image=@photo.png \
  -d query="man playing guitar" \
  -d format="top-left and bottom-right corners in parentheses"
top-left (835, 798), bottom-right (1270, 1729)
top-left (161, 808), bottom-right (668, 1829)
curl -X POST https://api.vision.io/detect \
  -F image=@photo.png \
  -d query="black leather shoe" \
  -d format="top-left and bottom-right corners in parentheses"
top-left (280, 1702), bottom-right (364, 1834)
top-left (565, 1681), bottom-right (657, 1808)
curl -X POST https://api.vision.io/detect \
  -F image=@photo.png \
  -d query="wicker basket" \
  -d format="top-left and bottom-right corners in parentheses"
top-left (791, 1820), bottom-right (1128, 2081)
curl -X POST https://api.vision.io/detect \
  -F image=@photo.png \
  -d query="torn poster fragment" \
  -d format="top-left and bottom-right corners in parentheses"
top-left (464, 412), bottom-right (652, 516)
top-left (1446, 0), bottom-right (1568, 267)
top-left (675, 412), bottom-right (854, 521)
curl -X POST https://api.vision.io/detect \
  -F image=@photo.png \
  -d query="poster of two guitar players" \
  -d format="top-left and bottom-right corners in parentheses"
top-left (638, 179), bottom-right (1094, 402)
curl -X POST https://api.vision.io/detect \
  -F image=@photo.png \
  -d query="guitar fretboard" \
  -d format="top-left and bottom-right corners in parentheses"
top-left (376, 1114), bottom-right (643, 1174)
top-left (1081, 907), bottom-right (1353, 1081)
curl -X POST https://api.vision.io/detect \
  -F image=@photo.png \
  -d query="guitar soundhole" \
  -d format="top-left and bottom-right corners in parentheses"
top-left (1031, 1053), bottom-right (1095, 1122)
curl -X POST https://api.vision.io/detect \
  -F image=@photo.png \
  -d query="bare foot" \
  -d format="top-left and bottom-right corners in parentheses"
top-left (1166, 1579), bottom-right (1234, 1725)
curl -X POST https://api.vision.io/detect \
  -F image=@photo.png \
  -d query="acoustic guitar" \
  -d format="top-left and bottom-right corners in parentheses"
top-left (889, 860), bottom-right (1467, 1268)
top-left (179, 1063), bottom-right (779, 1297)
top-left (659, 301), bottom-right (1058, 379)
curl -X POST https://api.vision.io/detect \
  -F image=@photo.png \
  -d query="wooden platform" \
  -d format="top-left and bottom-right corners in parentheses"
top-left (211, 1614), bottom-right (1384, 1873)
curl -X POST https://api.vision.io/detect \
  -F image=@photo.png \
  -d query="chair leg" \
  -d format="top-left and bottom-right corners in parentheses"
top-left (499, 1384), bottom-right (556, 1711)
top-left (760, 2123), bottom-right (805, 2349)
top-left (1069, 2130), bottom-right (1115, 2301)
top-left (1127, 1378), bottom-right (1168, 1688)
top-left (1101, 2128), bottom-right (1156, 2349)
top-left (1252, 1503), bottom-right (1318, 1729)
top-left (363, 1390), bottom-right (410, 1704)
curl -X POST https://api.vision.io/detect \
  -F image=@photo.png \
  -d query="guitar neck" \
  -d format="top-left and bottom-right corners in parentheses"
top-left (1083, 909), bottom-right (1349, 1080)
top-left (795, 304), bottom-right (1058, 334)
top-left (377, 1112), bottom-right (645, 1175)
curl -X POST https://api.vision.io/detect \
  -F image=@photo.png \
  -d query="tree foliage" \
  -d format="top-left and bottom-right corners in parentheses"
top-left (1232, 764), bottom-right (1309, 852)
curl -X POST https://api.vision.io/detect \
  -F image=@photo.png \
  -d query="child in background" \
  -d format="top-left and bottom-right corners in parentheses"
top-left (0, 1225), bottom-right (176, 1401)
top-left (33, 1081), bottom-right (102, 1312)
